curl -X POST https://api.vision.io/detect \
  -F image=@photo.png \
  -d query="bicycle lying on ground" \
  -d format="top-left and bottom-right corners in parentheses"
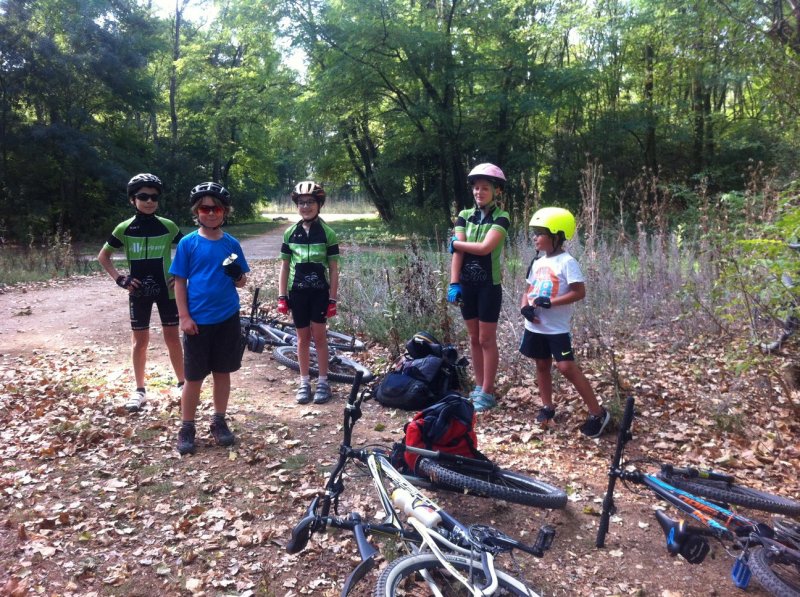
top-left (240, 287), bottom-right (374, 383)
top-left (596, 395), bottom-right (800, 596)
top-left (287, 372), bottom-right (565, 596)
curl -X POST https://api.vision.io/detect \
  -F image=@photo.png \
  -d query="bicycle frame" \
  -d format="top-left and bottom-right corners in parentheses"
top-left (597, 396), bottom-right (800, 592)
top-left (287, 372), bottom-right (554, 596)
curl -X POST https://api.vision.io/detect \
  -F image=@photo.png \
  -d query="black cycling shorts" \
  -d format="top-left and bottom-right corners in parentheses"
top-left (519, 329), bottom-right (575, 362)
top-left (129, 295), bottom-right (179, 331)
top-left (459, 284), bottom-right (502, 323)
top-left (182, 312), bottom-right (243, 381)
top-left (289, 288), bottom-right (330, 328)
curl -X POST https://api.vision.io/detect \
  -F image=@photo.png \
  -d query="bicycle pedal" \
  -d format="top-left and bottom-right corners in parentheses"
top-left (731, 555), bottom-right (752, 589)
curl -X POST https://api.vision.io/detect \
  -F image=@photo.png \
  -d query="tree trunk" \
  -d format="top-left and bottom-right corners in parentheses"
top-left (644, 43), bottom-right (657, 174)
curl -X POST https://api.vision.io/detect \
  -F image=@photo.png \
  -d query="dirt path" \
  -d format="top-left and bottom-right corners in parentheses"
top-left (0, 227), bottom-right (782, 596)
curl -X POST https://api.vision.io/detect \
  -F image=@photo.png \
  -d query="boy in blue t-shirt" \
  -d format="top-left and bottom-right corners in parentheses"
top-left (170, 182), bottom-right (250, 455)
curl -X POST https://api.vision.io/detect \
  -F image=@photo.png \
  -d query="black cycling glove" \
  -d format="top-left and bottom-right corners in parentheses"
top-left (116, 275), bottom-right (134, 289)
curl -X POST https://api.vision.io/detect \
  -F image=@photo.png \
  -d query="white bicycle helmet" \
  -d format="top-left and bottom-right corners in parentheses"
top-left (291, 180), bottom-right (326, 206)
top-left (467, 163), bottom-right (506, 190)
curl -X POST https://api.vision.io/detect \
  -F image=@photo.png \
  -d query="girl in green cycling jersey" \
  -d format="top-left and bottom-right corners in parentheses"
top-left (447, 163), bottom-right (510, 412)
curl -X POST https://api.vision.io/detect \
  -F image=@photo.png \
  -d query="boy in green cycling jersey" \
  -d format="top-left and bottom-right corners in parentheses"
top-left (97, 173), bottom-right (185, 412)
top-left (519, 207), bottom-right (610, 438)
top-left (278, 181), bottom-right (340, 405)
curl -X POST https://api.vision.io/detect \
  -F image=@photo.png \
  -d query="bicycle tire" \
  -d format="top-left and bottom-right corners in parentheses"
top-left (417, 459), bottom-right (567, 509)
top-left (747, 546), bottom-right (800, 597)
top-left (657, 473), bottom-right (800, 516)
top-left (273, 345), bottom-right (374, 384)
top-left (374, 552), bottom-right (539, 596)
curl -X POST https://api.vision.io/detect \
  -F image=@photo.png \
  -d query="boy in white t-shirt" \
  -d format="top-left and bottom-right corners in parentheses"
top-left (519, 207), bottom-right (611, 438)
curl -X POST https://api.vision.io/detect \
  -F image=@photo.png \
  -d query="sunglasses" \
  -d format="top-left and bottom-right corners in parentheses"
top-left (134, 192), bottom-right (160, 202)
top-left (197, 205), bottom-right (224, 215)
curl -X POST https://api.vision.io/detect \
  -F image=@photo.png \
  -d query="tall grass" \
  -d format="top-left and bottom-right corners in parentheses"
top-left (0, 223), bottom-right (95, 285)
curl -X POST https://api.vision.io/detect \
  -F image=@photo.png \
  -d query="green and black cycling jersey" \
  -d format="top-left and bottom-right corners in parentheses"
top-left (454, 204), bottom-right (510, 286)
top-left (280, 218), bottom-right (340, 291)
top-left (103, 213), bottom-right (183, 299)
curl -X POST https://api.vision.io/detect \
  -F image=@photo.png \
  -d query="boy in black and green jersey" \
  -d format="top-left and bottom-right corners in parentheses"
top-left (278, 180), bottom-right (340, 405)
top-left (447, 163), bottom-right (510, 413)
top-left (97, 173), bottom-right (185, 412)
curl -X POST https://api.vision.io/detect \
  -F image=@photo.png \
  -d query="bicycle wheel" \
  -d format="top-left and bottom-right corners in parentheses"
top-left (374, 552), bottom-right (538, 596)
top-left (747, 546), bottom-right (800, 597)
top-left (657, 473), bottom-right (800, 516)
top-left (417, 459), bottom-right (567, 509)
top-left (273, 345), bottom-right (374, 383)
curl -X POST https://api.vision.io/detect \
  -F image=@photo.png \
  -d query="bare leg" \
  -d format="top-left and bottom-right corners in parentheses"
top-left (556, 360), bottom-right (602, 415)
top-left (162, 324), bottom-right (184, 383)
top-left (181, 379), bottom-right (203, 420)
top-left (296, 326), bottom-right (311, 376)
top-left (311, 322), bottom-right (329, 377)
top-left (535, 358), bottom-right (554, 408)
top-left (132, 329), bottom-right (149, 388)
top-left (211, 371), bottom-right (231, 414)
top-left (477, 321), bottom-right (498, 394)
top-left (464, 318), bottom-right (483, 389)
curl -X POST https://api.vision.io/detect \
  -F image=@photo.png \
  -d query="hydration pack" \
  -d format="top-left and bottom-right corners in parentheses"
top-left (399, 394), bottom-right (482, 473)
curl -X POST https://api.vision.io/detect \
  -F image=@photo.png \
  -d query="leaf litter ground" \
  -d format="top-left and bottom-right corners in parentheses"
top-left (1, 269), bottom-right (797, 596)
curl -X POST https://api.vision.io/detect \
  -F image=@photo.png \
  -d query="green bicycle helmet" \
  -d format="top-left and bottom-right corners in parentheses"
top-left (529, 207), bottom-right (576, 241)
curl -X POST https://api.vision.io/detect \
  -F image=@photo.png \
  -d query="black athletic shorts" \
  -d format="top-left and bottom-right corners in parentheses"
top-left (459, 284), bottom-right (502, 323)
top-left (129, 295), bottom-right (179, 331)
top-left (182, 312), bottom-right (243, 381)
top-left (519, 329), bottom-right (575, 362)
top-left (289, 288), bottom-right (330, 328)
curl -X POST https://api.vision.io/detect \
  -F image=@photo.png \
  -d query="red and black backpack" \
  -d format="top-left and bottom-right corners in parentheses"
top-left (398, 394), bottom-right (484, 473)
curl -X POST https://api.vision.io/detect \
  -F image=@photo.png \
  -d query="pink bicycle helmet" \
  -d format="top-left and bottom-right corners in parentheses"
top-left (467, 163), bottom-right (506, 190)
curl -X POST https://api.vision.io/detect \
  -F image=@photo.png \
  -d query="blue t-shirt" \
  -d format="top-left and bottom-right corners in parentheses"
top-left (170, 231), bottom-right (250, 325)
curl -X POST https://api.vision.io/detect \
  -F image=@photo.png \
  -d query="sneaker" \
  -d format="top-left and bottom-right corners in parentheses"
top-left (125, 389), bottom-right (146, 412)
top-left (313, 380), bottom-right (332, 404)
top-left (177, 425), bottom-right (196, 455)
top-left (210, 417), bottom-right (235, 447)
top-left (473, 391), bottom-right (497, 413)
top-left (296, 382), bottom-right (313, 404)
top-left (580, 407), bottom-right (611, 438)
top-left (535, 406), bottom-right (556, 425)
top-left (468, 386), bottom-right (482, 401)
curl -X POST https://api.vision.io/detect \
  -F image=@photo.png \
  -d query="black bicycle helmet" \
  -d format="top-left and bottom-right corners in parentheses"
top-left (406, 331), bottom-right (443, 359)
top-left (189, 182), bottom-right (231, 206)
top-left (291, 180), bottom-right (326, 207)
top-left (127, 173), bottom-right (163, 196)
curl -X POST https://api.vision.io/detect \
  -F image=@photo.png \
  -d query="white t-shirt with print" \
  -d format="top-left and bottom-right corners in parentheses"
top-left (524, 251), bottom-right (585, 335)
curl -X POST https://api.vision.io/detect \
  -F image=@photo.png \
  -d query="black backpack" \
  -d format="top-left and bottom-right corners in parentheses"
top-left (375, 332), bottom-right (467, 411)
